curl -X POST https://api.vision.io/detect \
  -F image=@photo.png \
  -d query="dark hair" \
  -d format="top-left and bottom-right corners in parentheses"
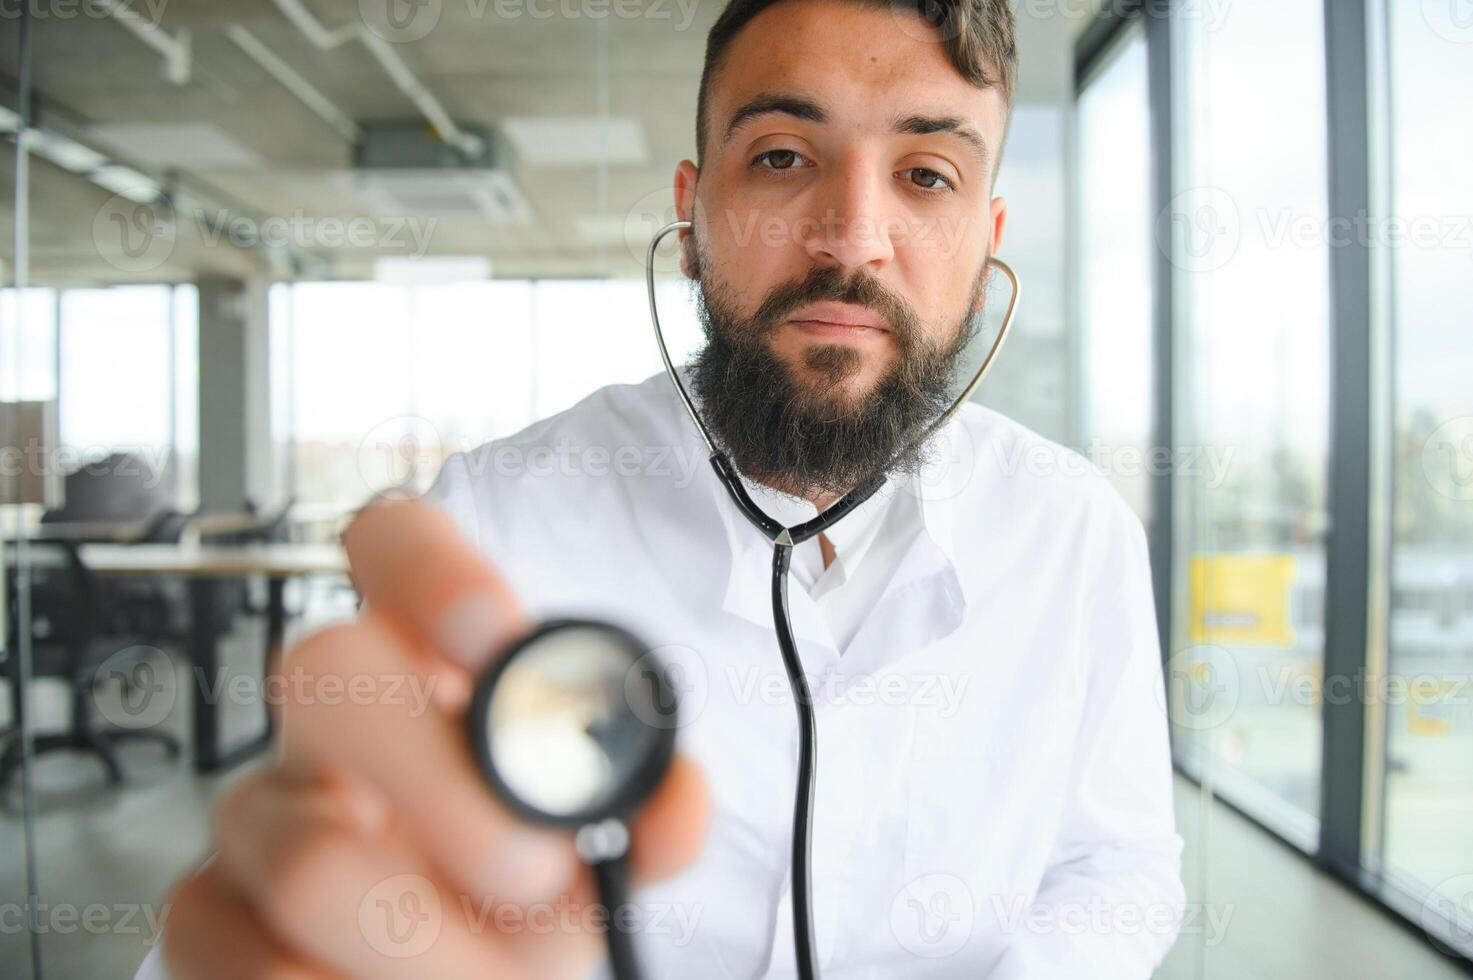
top-left (695, 0), bottom-right (1018, 166)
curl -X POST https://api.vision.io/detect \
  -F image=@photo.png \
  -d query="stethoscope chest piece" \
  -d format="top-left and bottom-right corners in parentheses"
top-left (467, 618), bottom-right (677, 980)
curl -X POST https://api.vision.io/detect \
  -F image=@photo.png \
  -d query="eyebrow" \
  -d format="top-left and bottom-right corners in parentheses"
top-left (890, 112), bottom-right (991, 171)
top-left (720, 92), bottom-right (828, 147)
top-left (720, 91), bottom-right (991, 172)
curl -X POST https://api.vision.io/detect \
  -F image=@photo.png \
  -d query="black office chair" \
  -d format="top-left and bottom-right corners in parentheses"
top-left (38, 450), bottom-right (178, 528)
top-left (204, 497), bottom-right (300, 623)
top-left (0, 542), bottom-right (182, 788)
top-left (37, 454), bottom-right (195, 649)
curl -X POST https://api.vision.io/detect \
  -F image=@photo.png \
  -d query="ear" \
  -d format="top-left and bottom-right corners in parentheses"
top-left (972, 195), bottom-right (1009, 317)
top-left (989, 195), bottom-right (1007, 257)
top-left (674, 159), bottom-right (700, 279)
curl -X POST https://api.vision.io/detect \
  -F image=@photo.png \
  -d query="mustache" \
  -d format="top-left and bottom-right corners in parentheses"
top-left (741, 265), bottom-right (924, 352)
top-left (686, 250), bottom-right (986, 498)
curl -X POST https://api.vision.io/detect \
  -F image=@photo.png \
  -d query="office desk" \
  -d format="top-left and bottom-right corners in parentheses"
top-left (27, 519), bottom-right (153, 543)
top-left (75, 543), bottom-right (349, 772)
top-left (25, 511), bottom-right (271, 545)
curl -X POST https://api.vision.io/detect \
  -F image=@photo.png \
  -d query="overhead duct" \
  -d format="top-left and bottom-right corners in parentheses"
top-left (343, 121), bottom-right (531, 224)
top-left (268, 0), bottom-right (484, 159)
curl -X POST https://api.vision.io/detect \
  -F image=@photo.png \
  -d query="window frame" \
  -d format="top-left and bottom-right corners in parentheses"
top-left (1073, 0), bottom-right (1472, 968)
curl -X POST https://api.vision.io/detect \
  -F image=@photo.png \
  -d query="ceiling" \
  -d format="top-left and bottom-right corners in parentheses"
top-left (0, 0), bottom-right (1088, 284)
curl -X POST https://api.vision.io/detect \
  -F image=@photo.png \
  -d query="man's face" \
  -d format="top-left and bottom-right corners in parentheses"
top-left (675, 0), bottom-right (1009, 408)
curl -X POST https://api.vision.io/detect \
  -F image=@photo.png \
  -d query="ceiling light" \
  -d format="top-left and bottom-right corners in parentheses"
top-left (90, 165), bottom-right (162, 203)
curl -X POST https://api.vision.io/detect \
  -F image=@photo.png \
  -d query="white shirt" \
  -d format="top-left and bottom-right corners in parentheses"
top-left (733, 466), bottom-right (915, 654)
top-left (138, 370), bottom-right (1184, 980)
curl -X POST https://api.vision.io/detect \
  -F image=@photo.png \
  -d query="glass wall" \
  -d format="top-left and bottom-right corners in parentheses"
top-left (0, 289), bottom-right (56, 403)
top-left (274, 278), bottom-right (702, 507)
top-left (1074, 26), bottom-right (1153, 522)
top-left (1169, 0), bottom-right (1331, 837)
top-left (1, 285), bottom-right (198, 510)
top-left (1077, 0), bottom-right (1472, 965)
top-left (56, 286), bottom-right (199, 509)
top-left (1381, 0), bottom-right (1473, 947)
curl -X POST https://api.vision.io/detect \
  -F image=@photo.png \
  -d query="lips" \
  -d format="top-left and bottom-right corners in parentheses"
top-left (786, 302), bottom-right (888, 331)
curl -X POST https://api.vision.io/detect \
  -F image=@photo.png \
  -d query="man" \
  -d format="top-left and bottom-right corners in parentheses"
top-left (151, 0), bottom-right (1185, 977)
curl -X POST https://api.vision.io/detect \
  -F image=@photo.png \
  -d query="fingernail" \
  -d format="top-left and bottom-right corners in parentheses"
top-left (483, 828), bottom-right (574, 903)
top-left (434, 593), bottom-right (508, 669)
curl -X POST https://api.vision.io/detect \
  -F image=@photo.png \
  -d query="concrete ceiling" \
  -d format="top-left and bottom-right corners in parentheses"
top-left (0, 0), bottom-right (1087, 285)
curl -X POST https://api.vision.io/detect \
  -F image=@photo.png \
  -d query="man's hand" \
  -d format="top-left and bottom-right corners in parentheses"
top-left (160, 498), bottom-right (710, 979)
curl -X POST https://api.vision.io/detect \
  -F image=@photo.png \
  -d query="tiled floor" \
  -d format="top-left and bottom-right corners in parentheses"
top-left (1157, 778), bottom-right (1468, 979)
top-left (2, 622), bottom-right (1468, 979)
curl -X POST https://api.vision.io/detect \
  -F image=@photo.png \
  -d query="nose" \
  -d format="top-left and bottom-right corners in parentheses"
top-left (799, 156), bottom-right (898, 272)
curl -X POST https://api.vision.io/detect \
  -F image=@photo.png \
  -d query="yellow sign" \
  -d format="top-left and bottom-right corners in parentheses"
top-left (1188, 554), bottom-right (1297, 647)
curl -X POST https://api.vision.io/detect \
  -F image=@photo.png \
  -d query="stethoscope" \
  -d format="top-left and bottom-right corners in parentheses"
top-left (466, 219), bottom-right (1020, 980)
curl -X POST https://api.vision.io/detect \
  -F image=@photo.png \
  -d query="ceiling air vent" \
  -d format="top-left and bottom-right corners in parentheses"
top-left (341, 121), bottom-right (531, 223)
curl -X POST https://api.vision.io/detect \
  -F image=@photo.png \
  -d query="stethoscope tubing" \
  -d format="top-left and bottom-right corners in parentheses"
top-left (643, 218), bottom-right (1021, 980)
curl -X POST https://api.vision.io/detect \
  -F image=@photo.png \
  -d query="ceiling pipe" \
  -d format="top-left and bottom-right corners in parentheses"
top-left (96, 0), bottom-right (192, 85)
top-left (268, 0), bottom-right (484, 159)
top-left (225, 25), bottom-right (361, 145)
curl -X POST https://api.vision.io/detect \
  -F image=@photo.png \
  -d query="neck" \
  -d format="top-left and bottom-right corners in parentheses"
top-left (753, 473), bottom-right (843, 513)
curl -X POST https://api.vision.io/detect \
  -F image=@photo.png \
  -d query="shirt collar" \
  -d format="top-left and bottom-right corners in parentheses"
top-left (733, 467), bottom-right (899, 572)
top-left (670, 364), bottom-right (975, 609)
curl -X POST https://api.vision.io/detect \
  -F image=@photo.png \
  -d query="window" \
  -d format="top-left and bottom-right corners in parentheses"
top-left (1169, 0), bottom-right (1331, 837)
top-left (278, 278), bottom-right (702, 507)
top-left (0, 288), bottom-right (57, 403)
top-left (45, 285), bottom-right (197, 508)
top-left (1075, 26), bottom-right (1153, 522)
top-left (1381, 0), bottom-right (1473, 946)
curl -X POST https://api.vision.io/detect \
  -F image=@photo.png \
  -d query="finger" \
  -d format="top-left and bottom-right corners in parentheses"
top-left (495, 753), bottom-right (712, 976)
top-left (162, 862), bottom-right (338, 980)
top-left (276, 619), bottom-right (580, 904)
top-left (341, 498), bottom-right (528, 671)
top-left (629, 754), bottom-right (711, 885)
top-left (214, 772), bottom-right (544, 980)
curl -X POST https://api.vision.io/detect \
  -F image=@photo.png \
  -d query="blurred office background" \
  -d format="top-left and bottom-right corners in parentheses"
top-left (0, 0), bottom-right (1469, 977)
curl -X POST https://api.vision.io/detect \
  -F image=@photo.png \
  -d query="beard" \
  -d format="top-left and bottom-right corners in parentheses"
top-left (686, 239), bottom-right (988, 500)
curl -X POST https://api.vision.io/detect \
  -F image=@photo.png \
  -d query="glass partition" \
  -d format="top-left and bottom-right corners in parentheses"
top-left (1380, 0), bottom-right (1473, 956)
top-left (1169, 0), bottom-right (1331, 840)
top-left (1075, 26), bottom-right (1153, 522)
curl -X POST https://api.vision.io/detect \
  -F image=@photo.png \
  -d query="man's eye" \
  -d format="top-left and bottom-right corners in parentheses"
top-left (752, 149), bottom-right (810, 171)
top-left (901, 168), bottom-right (955, 193)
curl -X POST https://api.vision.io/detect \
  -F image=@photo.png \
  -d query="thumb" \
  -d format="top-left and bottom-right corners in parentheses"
top-left (628, 754), bottom-right (710, 885)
